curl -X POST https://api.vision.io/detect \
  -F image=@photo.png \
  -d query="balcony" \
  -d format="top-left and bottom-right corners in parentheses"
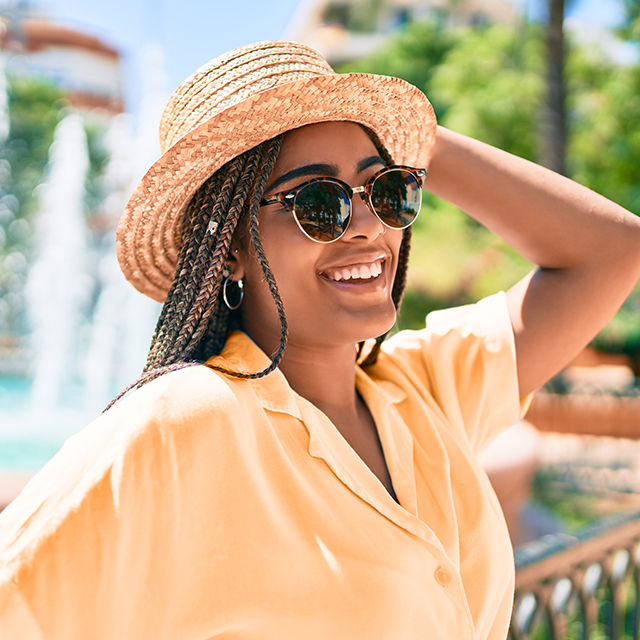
top-left (505, 356), bottom-right (640, 640)
top-left (511, 510), bottom-right (640, 639)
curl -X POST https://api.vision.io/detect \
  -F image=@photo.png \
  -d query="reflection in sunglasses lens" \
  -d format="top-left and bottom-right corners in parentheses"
top-left (295, 182), bottom-right (350, 242)
top-left (290, 168), bottom-right (421, 242)
top-left (372, 170), bottom-right (420, 228)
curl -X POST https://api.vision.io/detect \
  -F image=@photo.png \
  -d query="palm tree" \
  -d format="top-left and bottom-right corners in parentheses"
top-left (539, 0), bottom-right (566, 175)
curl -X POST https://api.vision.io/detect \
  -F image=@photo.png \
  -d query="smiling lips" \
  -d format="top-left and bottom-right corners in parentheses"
top-left (323, 259), bottom-right (384, 282)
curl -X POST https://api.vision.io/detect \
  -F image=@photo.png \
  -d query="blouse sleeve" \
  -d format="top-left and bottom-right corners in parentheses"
top-left (379, 292), bottom-right (533, 453)
top-left (0, 365), bottom-right (242, 639)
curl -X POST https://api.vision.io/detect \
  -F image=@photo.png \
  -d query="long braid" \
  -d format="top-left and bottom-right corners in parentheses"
top-left (195, 135), bottom-right (287, 368)
top-left (146, 141), bottom-right (278, 371)
top-left (104, 135), bottom-right (284, 411)
top-left (204, 137), bottom-right (289, 379)
top-left (359, 127), bottom-right (413, 368)
top-left (173, 145), bottom-right (268, 358)
top-left (145, 169), bottom-right (230, 365)
top-left (146, 152), bottom-right (255, 368)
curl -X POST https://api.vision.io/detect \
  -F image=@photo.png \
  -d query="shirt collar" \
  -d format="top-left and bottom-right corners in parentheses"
top-left (204, 331), bottom-right (446, 547)
top-left (204, 331), bottom-right (409, 415)
top-left (204, 331), bottom-right (303, 419)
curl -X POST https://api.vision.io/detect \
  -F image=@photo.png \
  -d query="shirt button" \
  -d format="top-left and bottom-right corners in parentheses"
top-left (435, 566), bottom-right (451, 587)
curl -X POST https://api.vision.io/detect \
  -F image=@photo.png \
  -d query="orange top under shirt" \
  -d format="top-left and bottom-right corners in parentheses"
top-left (0, 292), bottom-right (531, 639)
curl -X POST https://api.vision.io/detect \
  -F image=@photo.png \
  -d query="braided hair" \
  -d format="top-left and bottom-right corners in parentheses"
top-left (359, 129), bottom-right (412, 367)
top-left (105, 127), bottom-right (411, 410)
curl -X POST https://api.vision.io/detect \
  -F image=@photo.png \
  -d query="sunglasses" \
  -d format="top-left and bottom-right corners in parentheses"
top-left (260, 165), bottom-right (426, 243)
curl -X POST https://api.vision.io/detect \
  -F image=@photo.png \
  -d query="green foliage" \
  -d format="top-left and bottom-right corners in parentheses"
top-left (431, 23), bottom-right (545, 161)
top-left (83, 120), bottom-right (110, 218)
top-left (0, 76), bottom-right (66, 334)
top-left (338, 20), bottom-right (456, 118)
top-left (593, 281), bottom-right (640, 362)
top-left (531, 468), bottom-right (601, 532)
top-left (0, 75), bottom-right (114, 337)
top-left (2, 77), bottom-right (65, 219)
top-left (395, 194), bottom-right (533, 330)
top-left (567, 49), bottom-right (640, 215)
top-left (620, 0), bottom-right (640, 40)
top-left (340, 21), bottom-right (544, 156)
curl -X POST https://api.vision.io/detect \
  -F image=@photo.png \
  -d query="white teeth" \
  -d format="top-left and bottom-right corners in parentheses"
top-left (325, 259), bottom-right (383, 282)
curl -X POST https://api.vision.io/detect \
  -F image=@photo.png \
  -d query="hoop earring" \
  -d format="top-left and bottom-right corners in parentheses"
top-left (223, 276), bottom-right (244, 310)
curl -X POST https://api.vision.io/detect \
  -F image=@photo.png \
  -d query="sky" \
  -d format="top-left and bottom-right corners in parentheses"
top-left (32, 0), bottom-right (302, 114)
top-left (11, 0), bottom-right (631, 115)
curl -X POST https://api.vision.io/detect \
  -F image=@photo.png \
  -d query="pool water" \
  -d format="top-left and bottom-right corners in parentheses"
top-left (0, 377), bottom-right (31, 412)
top-left (0, 438), bottom-right (64, 472)
top-left (0, 376), bottom-right (98, 473)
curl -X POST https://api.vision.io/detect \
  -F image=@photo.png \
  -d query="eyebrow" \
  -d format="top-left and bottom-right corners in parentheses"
top-left (264, 155), bottom-right (386, 194)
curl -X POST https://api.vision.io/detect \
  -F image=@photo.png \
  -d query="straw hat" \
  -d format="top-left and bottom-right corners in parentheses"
top-left (117, 40), bottom-right (437, 302)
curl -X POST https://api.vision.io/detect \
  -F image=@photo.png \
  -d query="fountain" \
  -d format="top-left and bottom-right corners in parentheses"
top-left (24, 113), bottom-right (91, 414)
top-left (0, 44), bottom-right (165, 482)
top-left (81, 43), bottom-right (166, 413)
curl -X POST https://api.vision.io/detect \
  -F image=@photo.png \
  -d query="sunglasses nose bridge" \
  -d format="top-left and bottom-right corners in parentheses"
top-left (346, 184), bottom-right (387, 240)
top-left (351, 185), bottom-right (377, 216)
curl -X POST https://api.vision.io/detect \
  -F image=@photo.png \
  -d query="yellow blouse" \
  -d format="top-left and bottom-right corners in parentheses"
top-left (0, 292), bottom-right (530, 639)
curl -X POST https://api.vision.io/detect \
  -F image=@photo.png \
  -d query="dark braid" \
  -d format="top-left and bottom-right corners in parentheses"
top-left (104, 135), bottom-right (285, 411)
top-left (146, 149), bottom-right (260, 368)
top-left (204, 139), bottom-right (289, 380)
top-left (358, 127), bottom-right (412, 368)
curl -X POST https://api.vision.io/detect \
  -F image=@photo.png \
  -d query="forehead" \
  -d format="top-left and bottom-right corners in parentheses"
top-left (273, 122), bottom-right (380, 174)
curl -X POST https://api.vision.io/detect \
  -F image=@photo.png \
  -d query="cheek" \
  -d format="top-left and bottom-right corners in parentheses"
top-left (388, 229), bottom-right (404, 266)
top-left (241, 212), bottom-right (407, 343)
top-left (243, 214), bottom-right (323, 306)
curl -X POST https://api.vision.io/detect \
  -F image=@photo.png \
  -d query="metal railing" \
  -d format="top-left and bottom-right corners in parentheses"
top-left (509, 510), bottom-right (640, 640)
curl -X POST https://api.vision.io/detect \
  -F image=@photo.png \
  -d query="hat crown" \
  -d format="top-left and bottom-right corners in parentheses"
top-left (159, 41), bottom-right (335, 153)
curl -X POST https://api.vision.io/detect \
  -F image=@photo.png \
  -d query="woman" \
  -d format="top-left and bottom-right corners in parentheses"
top-left (1, 40), bottom-right (639, 639)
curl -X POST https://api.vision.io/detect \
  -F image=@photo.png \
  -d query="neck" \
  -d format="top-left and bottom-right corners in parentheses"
top-left (278, 340), bottom-right (361, 422)
top-left (247, 329), bottom-right (363, 427)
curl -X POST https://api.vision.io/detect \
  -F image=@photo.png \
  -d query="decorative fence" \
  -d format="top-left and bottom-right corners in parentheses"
top-left (509, 510), bottom-right (640, 640)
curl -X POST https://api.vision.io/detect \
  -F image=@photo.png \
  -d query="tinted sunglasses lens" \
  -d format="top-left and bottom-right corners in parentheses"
top-left (371, 169), bottom-right (422, 228)
top-left (294, 181), bottom-right (351, 242)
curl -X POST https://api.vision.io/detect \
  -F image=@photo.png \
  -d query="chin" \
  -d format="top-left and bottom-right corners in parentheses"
top-left (354, 308), bottom-right (398, 344)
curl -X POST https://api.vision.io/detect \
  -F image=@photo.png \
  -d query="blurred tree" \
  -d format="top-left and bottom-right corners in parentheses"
top-left (340, 21), bottom-right (544, 157)
top-left (540, 0), bottom-right (568, 174)
top-left (338, 20), bottom-right (456, 119)
top-left (430, 23), bottom-right (544, 161)
top-left (0, 77), bottom-right (65, 335)
top-left (2, 78), bottom-right (65, 216)
top-left (567, 47), bottom-right (640, 215)
top-left (620, 0), bottom-right (640, 39)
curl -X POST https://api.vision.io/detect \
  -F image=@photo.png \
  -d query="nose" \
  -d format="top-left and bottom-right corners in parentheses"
top-left (344, 190), bottom-right (385, 240)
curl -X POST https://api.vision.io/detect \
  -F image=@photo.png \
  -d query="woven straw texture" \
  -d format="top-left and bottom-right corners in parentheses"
top-left (117, 40), bottom-right (437, 302)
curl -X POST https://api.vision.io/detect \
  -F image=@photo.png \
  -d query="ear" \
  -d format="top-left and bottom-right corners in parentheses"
top-left (225, 245), bottom-right (246, 281)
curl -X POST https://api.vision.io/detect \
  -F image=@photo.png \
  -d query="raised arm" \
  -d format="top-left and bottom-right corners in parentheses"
top-left (424, 126), bottom-right (640, 396)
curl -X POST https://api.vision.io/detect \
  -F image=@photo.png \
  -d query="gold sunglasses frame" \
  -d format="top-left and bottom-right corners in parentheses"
top-left (259, 165), bottom-right (427, 243)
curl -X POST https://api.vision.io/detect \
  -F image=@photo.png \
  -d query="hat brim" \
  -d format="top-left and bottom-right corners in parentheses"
top-left (116, 72), bottom-right (437, 302)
